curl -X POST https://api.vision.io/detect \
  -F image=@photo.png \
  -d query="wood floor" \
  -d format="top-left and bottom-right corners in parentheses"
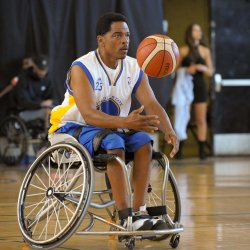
top-left (1, 156), bottom-right (250, 250)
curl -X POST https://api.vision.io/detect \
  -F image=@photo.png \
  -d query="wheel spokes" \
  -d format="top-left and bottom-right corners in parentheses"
top-left (19, 144), bottom-right (91, 244)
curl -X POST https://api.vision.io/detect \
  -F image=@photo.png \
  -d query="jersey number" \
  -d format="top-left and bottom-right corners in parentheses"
top-left (95, 81), bottom-right (102, 91)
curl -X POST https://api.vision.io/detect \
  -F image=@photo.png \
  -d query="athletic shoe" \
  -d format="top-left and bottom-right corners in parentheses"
top-left (151, 218), bottom-right (169, 230)
top-left (121, 204), bottom-right (168, 231)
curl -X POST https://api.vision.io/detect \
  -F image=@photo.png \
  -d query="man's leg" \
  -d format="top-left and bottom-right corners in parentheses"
top-left (133, 141), bottom-right (169, 230)
top-left (77, 128), bottom-right (154, 230)
top-left (106, 148), bottom-right (129, 210)
top-left (106, 147), bottom-right (154, 231)
top-left (132, 142), bottom-right (152, 211)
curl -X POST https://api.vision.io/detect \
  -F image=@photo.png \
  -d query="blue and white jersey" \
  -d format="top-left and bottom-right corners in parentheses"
top-left (49, 50), bottom-right (143, 133)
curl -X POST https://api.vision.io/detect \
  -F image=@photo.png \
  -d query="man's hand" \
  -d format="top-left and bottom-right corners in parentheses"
top-left (164, 130), bottom-right (179, 158)
top-left (125, 106), bottom-right (160, 133)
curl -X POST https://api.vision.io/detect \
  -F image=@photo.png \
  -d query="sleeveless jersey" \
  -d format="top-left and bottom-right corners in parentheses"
top-left (49, 50), bottom-right (143, 133)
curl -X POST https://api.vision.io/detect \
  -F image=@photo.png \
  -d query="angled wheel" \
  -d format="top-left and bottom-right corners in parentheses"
top-left (17, 142), bottom-right (94, 249)
top-left (170, 234), bottom-right (180, 248)
top-left (146, 155), bottom-right (181, 241)
top-left (0, 115), bottom-right (28, 165)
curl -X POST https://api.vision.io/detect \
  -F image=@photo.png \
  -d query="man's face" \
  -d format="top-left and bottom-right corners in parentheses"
top-left (98, 21), bottom-right (130, 59)
top-left (33, 64), bottom-right (48, 79)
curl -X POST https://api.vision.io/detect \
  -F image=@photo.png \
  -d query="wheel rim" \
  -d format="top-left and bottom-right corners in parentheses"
top-left (17, 143), bottom-right (92, 245)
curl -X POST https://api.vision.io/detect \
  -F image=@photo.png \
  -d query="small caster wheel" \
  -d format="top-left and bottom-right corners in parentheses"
top-left (170, 234), bottom-right (180, 248)
top-left (118, 235), bottom-right (124, 242)
top-left (125, 238), bottom-right (135, 250)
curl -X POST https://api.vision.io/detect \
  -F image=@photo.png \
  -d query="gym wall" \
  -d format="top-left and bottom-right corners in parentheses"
top-left (211, 0), bottom-right (250, 155)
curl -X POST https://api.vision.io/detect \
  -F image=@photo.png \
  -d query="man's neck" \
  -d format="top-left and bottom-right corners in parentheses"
top-left (98, 49), bottom-right (118, 69)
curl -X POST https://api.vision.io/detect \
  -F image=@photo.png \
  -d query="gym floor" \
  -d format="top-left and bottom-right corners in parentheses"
top-left (1, 156), bottom-right (250, 250)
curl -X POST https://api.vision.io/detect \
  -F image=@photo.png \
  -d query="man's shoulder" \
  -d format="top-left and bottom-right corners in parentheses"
top-left (73, 51), bottom-right (95, 64)
top-left (124, 55), bottom-right (138, 67)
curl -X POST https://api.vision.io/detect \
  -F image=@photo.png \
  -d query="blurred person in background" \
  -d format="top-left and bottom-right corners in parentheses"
top-left (14, 54), bottom-right (53, 129)
top-left (173, 23), bottom-right (214, 160)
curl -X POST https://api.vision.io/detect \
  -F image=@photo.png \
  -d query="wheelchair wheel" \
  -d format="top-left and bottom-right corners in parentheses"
top-left (146, 158), bottom-right (181, 241)
top-left (0, 115), bottom-right (28, 165)
top-left (17, 142), bottom-right (94, 249)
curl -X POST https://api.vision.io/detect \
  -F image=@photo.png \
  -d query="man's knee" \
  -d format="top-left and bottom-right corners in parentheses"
top-left (107, 148), bottom-right (125, 158)
top-left (135, 142), bottom-right (152, 159)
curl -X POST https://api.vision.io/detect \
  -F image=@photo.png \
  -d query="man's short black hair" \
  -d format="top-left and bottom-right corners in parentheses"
top-left (96, 12), bottom-right (128, 36)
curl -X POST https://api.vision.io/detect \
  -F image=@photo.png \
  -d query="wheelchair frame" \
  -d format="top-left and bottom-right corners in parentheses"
top-left (0, 114), bottom-right (47, 165)
top-left (17, 134), bottom-right (183, 250)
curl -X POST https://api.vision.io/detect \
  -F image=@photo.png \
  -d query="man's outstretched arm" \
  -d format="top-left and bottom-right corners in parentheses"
top-left (135, 73), bottom-right (179, 158)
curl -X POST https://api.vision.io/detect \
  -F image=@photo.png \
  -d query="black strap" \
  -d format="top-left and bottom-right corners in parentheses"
top-left (93, 129), bottom-right (114, 153)
top-left (93, 153), bottom-right (117, 163)
top-left (72, 126), bottom-right (137, 154)
top-left (72, 126), bottom-right (84, 139)
top-left (146, 206), bottom-right (167, 216)
top-left (118, 208), bottom-right (133, 220)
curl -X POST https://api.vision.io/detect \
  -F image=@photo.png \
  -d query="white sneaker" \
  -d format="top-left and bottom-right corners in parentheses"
top-left (134, 205), bottom-right (169, 231)
top-left (120, 205), bottom-right (169, 231)
top-left (120, 205), bottom-right (153, 231)
top-left (121, 217), bottom-right (153, 231)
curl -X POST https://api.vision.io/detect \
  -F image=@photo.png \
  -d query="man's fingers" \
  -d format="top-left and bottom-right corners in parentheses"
top-left (166, 134), bottom-right (179, 158)
top-left (142, 115), bottom-right (160, 125)
top-left (133, 105), bottom-right (144, 114)
top-left (142, 126), bottom-right (159, 133)
top-left (169, 142), bottom-right (178, 158)
top-left (170, 147), bottom-right (177, 158)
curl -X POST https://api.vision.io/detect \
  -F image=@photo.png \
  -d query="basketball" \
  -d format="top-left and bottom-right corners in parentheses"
top-left (136, 34), bottom-right (179, 78)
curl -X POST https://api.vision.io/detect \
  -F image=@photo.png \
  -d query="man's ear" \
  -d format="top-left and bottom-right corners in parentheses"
top-left (97, 35), bottom-right (104, 46)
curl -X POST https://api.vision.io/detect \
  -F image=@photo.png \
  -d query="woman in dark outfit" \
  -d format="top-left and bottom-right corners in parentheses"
top-left (176, 23), bottom-right (214, 159)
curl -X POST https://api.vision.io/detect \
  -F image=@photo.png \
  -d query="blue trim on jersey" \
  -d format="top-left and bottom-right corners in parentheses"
top-left (72, 61), bottom-right (94, 89)
top-left (95, 50), bottom-right (112, 86)
top-left (113, 60), bottom-right (123, 86)
top-left (64, 81), bottom-right (73, 95)
top-left (132, 70), bottom-right (143, 94)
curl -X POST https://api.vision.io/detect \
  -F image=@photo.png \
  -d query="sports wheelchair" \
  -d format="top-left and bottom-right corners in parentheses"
top-left (0, 113), bottom-right (48, 166)
top-left (17, 132), bottom-right (183, 250)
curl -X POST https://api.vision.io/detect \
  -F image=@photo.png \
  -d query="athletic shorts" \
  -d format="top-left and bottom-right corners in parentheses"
top-left (55, 123), bottom-right (152, 156)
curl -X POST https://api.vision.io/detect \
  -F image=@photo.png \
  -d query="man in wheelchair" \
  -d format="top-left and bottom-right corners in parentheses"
top-left (14, 54), bottom-right (53, 130)
top-left (49, 12), bottom-right (179, 232)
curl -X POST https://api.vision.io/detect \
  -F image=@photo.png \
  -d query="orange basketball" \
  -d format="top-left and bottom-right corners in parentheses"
top-left (136, 34), bottom-right (179, 78)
